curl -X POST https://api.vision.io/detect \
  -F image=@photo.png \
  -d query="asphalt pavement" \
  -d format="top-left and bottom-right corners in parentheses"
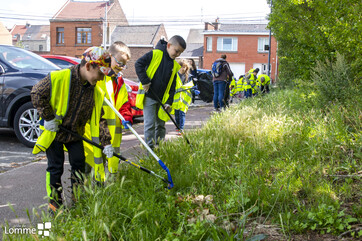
top-left (0, 100), bottom-right (214, 234)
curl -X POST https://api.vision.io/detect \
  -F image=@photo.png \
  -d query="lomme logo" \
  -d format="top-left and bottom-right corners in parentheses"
top-left (3, 222), bottom-right (51, 238)
top-left (38, 222), bottom-right (52, 237)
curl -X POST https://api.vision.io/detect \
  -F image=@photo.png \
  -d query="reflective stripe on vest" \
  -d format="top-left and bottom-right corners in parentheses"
top-left (87, 85), bottom-right (106, 182)
top-left (173, 76), bottom-right (194, 113)
top-left (135, 49), bottom-right (181, 121)
top-left (32, 69), bottom-right (71, 154)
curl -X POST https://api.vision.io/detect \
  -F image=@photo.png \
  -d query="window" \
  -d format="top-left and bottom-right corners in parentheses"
top-left (56, 27), bottom-right (64, 44)
top-left (76, 27), bottom-right (92, 44)
top-left (217, 37), bottom-right (238, 52)
top-left (206, 37), bottom-right (212, 52)
top-left (39, 45), bottom-right (43, 51)
top-left (258, 37), bottom-right (269, 52)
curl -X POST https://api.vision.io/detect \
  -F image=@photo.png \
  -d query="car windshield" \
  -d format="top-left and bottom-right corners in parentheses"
top-left (0, 46), bottom-right (59, 70)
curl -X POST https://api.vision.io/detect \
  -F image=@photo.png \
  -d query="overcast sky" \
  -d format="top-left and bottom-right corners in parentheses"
top-left (1, 0), bottom-right (271, 38)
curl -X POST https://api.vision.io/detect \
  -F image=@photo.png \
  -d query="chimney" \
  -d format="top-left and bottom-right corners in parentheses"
top-left (26, 22), bottom-right (31, 29)
top-left (204, 22), bottom-right (215, 30)
top-left (213, 17), bottom-right (220, 31)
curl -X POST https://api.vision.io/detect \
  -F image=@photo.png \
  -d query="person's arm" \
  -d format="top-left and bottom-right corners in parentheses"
top-left (165, 73), bottom-right (177, 106)
top-left (225, 63), bottom-right (234, 82)
top-left (135, 51), bottom-right (153, 85)
top-left (30, 74), bottom-right (55, 121)
top-left (119, 102), bottom-right (133, 124)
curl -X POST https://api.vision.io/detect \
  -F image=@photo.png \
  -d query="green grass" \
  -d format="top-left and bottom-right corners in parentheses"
top-left (3, 87), bottom-right (361, 240)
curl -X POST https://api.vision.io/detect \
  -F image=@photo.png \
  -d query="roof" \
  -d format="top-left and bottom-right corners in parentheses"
top-left (111, 25), bottom-right (163, 46)
top-left (53, 0), bottom-right (115, 20)
top-left (10, 25), bottom-right (27, 40)
top-left (180, 43), bottom-right (203, 58)
top-left (203, 24), bottom-right (269, 34)
top-left (22, 25), bottom-right (50, 41)
top-left (186, 29), bottom-right (204, 44)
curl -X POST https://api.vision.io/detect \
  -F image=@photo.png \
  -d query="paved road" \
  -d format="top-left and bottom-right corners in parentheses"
top-left (0, 101), bottom-right (214, 231)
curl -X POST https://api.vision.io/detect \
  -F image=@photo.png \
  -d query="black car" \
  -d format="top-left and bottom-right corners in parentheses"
top-left (0, 45), bottom-right (60, 147)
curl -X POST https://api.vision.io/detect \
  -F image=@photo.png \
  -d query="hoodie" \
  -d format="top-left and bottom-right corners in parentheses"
top-left (135, 39), bottom-right (177, 105)
top-left (212, 58), bottom-right (233, 82)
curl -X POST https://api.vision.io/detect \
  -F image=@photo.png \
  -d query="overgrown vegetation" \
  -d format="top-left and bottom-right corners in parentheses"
top-left (3, 54), bottom-right (361, 240)
top-left (268, 0), bottom-right (361, 86)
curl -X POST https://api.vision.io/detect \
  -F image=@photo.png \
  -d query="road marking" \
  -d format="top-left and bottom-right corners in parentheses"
top-left (0, 203), bottom-right (16, 208)
top-left (0, 151), bottom-right (32, 155)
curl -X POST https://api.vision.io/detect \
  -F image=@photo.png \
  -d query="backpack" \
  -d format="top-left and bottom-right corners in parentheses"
top-left (211, 61), bottom-right (223, 78)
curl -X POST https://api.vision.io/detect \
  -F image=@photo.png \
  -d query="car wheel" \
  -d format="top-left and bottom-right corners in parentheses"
top-left (13, 102), bottom-right (40, 148)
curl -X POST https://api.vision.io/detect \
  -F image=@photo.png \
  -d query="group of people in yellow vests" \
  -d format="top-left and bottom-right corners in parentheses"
top-left (229, 68), bottom-right (271, 100)
top-left (31, 36), bottom-right (189, 214)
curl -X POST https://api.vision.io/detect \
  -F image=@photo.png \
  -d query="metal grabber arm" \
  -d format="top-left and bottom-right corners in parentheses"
top-left (148, 88), bottom-right (194, 151)
top-left (102, 97), bottom-right (174, 189)
top-left (58, 125), bottom-right (171, 186)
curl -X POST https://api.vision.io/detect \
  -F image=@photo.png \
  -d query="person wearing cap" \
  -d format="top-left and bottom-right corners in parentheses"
top-left (31, 46), bottom-right (113, 214)
top-left (257, 74), bottom-right (271, 94)
top-left (83, 42), bottom-right (132, 182)
top-left (244, 68), bottom-right (259, 98)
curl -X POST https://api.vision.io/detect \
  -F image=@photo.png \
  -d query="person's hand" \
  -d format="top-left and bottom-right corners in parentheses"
top-left (164, 104), bottom-right (172, 113)
top-left (44, 118), bottom-right (59, 132)
top-left (143, 83), bottom-right (151, 92)
top-left (122, 120), bottom-right (132, 129)
top-left (195, 90), bottom-right (200, 95)
top-left (103, 145), bottom-right (114, 158)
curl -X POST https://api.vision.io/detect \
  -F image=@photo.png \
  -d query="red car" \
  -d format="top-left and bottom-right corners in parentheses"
top-left (41, 55), bottom-right (143, 118)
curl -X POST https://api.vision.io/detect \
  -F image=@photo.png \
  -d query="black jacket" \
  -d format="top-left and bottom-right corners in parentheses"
top-left (135, 39), bottom-right (177, 105)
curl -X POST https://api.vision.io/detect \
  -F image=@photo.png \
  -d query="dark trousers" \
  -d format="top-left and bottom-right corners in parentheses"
top-left (46, 140), bottom-right (85, 202)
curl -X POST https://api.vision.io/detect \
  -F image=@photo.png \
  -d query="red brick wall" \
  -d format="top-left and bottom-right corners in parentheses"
top-left (50, 21), bottom-right (103, 57)
top-left (203, 34), bottom-right (278, 80)
top-left (121, 46), bottom-right (153, 81)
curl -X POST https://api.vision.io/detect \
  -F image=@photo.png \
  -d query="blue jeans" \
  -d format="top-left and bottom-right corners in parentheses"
top-left (175, 110), bottom-right (185, 130)
top-left (143, 97), bottom-right (166, 149)
top-left (213, 80), bottom-right (227, 109)
top-left (244, 89), bottom-right (252, 98)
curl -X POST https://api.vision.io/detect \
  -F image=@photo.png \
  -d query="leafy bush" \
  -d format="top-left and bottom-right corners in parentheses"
top-left (311, 52), bottom-right (359, 105)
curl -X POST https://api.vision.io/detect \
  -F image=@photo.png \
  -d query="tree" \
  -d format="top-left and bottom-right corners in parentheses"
top-left (268, 0), bottom-right (361, 84)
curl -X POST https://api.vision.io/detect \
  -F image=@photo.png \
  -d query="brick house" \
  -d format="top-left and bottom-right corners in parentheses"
top-left (50, 0), bottom-right (127, 57)
top-left (22, 25), bottom-right (50, 53)
top-left (202, 22), bottom-right (278, 82)
top-left (111, 24), bottom-right (167, 80)
top-left (9, 24), bottom-right (28, 46)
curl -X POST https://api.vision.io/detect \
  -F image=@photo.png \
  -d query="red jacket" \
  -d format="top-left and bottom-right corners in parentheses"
top-left (113, 76), bottom-right (133, 124)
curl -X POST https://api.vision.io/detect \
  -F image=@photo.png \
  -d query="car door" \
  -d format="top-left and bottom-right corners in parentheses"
top-left (0, 63), bottom-right (5, 121)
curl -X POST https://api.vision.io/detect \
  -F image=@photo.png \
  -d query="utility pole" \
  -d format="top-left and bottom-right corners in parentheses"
top-left (267, 0), bottom-right (273, 78)
top-left (103, 0), bottom-right (108, 48)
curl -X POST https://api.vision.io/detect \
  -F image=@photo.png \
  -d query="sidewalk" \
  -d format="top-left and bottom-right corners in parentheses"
top-left (0, 102), bottom-right (214, 230)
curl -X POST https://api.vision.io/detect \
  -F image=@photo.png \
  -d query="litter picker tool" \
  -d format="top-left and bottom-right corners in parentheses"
top-left (148, 88), bottom-right (194, 151)
top-left (102, 97), bottom-right (174, 188)
top-left (58, 125), bottom-right (171, 187)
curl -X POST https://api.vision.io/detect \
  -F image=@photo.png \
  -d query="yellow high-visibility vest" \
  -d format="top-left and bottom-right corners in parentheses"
top-left (32, 69), bottom-right (71, 154)
top-left (135, 49), bottom-right (181, 121)
top-left (173, 75), bottom-right (194, 113)
top-left (236, 77), bottom-right (244, 92)
top-left (257, 74), bottom-right (271, 86)
top-left (229, 77), bottom-right (237, 97)
top-left (84, 76), bottom-right (129, 181)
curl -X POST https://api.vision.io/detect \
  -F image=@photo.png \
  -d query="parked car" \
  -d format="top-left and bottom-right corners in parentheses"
top-left (41, 55), bottom-right (81, 69)
top-left (42, 55), bottom-right (143, 118)
top-left (0, 45), bottom-right (60, 147)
